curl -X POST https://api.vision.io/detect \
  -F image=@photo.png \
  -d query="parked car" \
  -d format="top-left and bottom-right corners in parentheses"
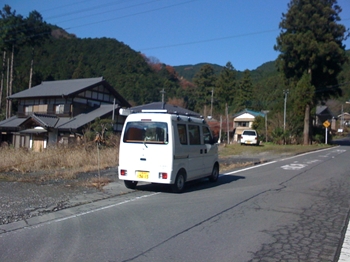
top-left (240, 129), bottom-right (259, 145)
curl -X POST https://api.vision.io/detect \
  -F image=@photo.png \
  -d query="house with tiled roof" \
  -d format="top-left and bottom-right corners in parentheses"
top-left (232, 109), bottom-right (266, 143)
top-left (0, 77), bottom-right (130, 150)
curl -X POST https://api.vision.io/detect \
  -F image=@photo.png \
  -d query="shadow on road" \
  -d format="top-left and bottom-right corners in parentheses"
top-left (135, 174), bottom-right (246, 194)
top-left (331, 136), bottom-right (350, 146)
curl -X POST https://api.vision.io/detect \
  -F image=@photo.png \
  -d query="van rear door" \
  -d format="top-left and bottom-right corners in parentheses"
top-left (119, 119), bottom-right (172, 183)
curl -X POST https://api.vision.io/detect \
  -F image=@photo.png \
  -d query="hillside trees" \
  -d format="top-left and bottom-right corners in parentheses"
top-left (0, 5), bottom-right (51, 118)
top-left (235, 69), bottom-right (253, 112)
top-left (13, 36), bottom-right (181, 107)
top-left (25, 10), bottom-right (51, 88)
top-left (192, 64), bottom-right (217, 114)
top-left (215, 62), bottom-right (236, 113)
top-left (275, 0), bottom-right (348, 144)
top-left (0, 5), bottom-right (25, 118)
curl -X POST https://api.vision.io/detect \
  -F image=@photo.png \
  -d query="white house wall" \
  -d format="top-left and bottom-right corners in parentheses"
top-left (234, 113), bottom-right (255, 120)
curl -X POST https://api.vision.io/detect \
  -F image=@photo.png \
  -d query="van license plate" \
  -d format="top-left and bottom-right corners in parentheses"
top-left (137, 171), bottom-right (149, 179)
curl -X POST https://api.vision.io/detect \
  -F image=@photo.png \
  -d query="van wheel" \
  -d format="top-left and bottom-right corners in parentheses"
top-left (209, 164), bottom-right (219, 182)
top-left (124, 180), bottom-right (138, 189)
top-left (171, 172), bottom-right (185, 193)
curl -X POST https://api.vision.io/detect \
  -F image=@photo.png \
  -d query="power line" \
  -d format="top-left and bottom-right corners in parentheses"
top-left (139, 29), bottom-right (279, 51)
top-left (43, 0), bottom-right (141, 20)
top-left (62, 0), bottom-right (199, 30)
top-left (49, 0), bottom-right (162, 25)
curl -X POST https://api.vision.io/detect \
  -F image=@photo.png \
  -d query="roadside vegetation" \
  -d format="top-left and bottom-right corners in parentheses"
top-left (0, 137), bottom-right (335, 185)
top-left (0, 135), bottom-right (120, 188)
top-left (219, 143), bottom-right (332, 157)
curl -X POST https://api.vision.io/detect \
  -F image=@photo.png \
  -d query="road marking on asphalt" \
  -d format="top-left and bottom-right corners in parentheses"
top-left (280, 163), bottom-right (307, 170)
top-left (222, 147), bottom-right (342, 176)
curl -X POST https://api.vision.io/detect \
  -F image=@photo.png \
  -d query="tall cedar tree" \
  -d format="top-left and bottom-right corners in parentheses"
top-left (192, 64), bottom-right (217, 114)
top-left (0, 5), bottom-right (26, 118)
top-left (236, 69), bottom-right (253, 112)
top-left (274, 0), bottom-right (348, 144)
top-left (215, 62), bottom-right (236, 114)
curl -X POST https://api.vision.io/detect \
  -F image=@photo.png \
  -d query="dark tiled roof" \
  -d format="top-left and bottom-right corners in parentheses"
top-left (57, 104), bottom-right (116, 130)
top-left (32, 113), bottom-right (59, 128)
top-left (9, 77), bottom-right (104, 99)
top-left (0, 105), bottom-right (116, 132)
top-left (0, 116), bottom-right (28, 129)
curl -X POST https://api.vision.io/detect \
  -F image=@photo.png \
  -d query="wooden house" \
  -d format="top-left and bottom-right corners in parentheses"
top-left (0, 77), bottom-right (130, 150)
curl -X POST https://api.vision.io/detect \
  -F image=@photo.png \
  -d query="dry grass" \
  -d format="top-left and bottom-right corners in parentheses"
top-left (0, 141), bottom-right (333, 184)
top-left (0, 145), bottom-right (119, 177)
top-left (219, 143), bottom-right (333, 157)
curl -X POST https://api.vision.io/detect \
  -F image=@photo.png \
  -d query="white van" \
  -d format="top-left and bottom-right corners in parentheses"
top-left (118, 109), bottom-right (219, 192)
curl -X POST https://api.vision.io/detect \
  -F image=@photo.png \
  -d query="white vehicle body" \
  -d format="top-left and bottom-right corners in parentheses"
top-left (240, 129), bottom-right (259, 145)
top-left (118, 109), bottom-right (219, 192)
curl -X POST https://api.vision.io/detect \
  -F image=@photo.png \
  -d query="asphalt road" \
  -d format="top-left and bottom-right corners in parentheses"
top-left (0, 144), bottom-right (349, 262)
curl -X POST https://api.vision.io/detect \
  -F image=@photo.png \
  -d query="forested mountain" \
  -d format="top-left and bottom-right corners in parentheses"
top-left (13, 34), bottom-right (181, 106)
top-left (174, 60), bottom-right (278, 84)
top-left (1, 3), bottom-right (350, 125)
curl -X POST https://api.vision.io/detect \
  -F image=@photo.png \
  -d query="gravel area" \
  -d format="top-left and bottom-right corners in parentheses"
top-left (0, 168), bottom-right (118, 225)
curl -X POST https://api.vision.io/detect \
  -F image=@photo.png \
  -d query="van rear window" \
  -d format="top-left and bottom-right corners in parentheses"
top-left (123, 122), bottom-right (168, 144)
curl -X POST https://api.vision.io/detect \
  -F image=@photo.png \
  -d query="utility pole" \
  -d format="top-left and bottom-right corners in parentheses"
top-left (226, 103), bottom-right (229, 144)
top-left (341, 104), bottom-right (344, 130)
top-left (210, 88), bottom-right (214, 118)
top-left (160, 88), bottom-right (165, 106)
top-left (283, 89), bottom-right (289, 132)
top-left (219, 115), bottom-right (222, 143)
top-left (262, 110), bottom-right (269, 142)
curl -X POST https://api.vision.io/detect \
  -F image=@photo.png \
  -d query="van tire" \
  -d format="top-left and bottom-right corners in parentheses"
top-left (209, 164), bottom-right (219, 182)
top-left (124, 180), bottom-right (138, 189)
top-left (171, 172), bottom-right (185, 193)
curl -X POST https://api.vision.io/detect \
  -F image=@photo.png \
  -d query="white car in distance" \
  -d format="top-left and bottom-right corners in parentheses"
top-left (240, 129), bottom-right (259, 145)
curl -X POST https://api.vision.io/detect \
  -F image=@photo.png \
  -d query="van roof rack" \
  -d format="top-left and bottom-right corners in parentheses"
top-left (120, 102), bottom-right (205, 119)
top-left (139, 109), bottom-right (204, 118)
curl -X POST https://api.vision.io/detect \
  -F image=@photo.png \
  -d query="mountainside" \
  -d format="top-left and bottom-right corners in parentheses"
top-left (13, 35), bottom-right (181, 106)
top-left (174, 60), bottom-right (278, 84)
top-left (5, 24), bottom-right (350, 116)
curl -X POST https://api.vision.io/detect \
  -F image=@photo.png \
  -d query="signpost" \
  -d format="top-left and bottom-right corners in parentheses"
top-left (323, 120), bottom-right (330, 144)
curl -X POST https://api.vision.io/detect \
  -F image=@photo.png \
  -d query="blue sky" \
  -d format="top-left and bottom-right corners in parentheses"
top-left (4, 0), bottom-right (350, 71)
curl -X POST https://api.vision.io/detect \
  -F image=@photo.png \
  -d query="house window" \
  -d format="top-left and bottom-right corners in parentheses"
top-left (55, 105), bottom-right (64, 114)
top-left (237, 121), bottom-right (249, 127)
top-left (38, 104), bottom-right (47, 113)
top-left (25, 106), bottom-right (33, 114)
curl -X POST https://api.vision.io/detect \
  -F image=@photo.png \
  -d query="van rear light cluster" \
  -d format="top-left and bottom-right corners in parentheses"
top-left (159, 172), bottom-right (168, 179)
top-left (120, 169), bottom-right (127, 176)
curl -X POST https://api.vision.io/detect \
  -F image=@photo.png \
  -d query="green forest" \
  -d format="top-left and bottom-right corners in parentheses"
top-left (1, 2), bottom-right (350, 144)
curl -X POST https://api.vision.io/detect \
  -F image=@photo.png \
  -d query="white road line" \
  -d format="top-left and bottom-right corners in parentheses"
top-left (338, 219), bottom-right (350, 261)
top-left (222, 161), bottom-right (277, 176)
top-left (1, 192), bottom-right (161, 235)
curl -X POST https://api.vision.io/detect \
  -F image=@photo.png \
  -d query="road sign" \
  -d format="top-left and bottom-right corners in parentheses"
top-left (323, 120), bottom-right (330, 128)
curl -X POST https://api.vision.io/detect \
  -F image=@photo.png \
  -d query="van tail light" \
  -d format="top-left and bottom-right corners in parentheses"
top-left (159, 172), bottom-right (168, 179)
top-left (120, 169), bottom-right (127, 176)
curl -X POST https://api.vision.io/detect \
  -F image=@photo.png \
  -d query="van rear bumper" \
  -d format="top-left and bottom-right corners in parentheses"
top-left (118, 166), bottom-right (175, 184)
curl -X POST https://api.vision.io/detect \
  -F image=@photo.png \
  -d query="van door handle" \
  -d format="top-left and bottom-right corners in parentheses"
top-left (200, 149), bottom-right (203, 154)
